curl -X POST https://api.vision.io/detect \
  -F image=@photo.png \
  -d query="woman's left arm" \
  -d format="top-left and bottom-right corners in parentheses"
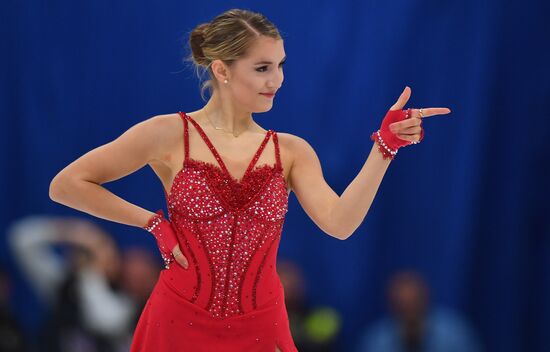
top-left (288, 136), bottom-right (390, 240)
top-left (289, 87), bottom-right (451, 240)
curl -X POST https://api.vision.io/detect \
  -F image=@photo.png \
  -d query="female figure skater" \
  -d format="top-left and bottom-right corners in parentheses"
top-left (49, 8), bottom-right (450, 352)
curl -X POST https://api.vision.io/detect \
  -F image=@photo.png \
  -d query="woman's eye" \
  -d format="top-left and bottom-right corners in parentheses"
top-left (256, 62), bottom-right (285, 72)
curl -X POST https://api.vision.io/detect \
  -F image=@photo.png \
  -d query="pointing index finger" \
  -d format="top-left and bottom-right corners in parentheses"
top-left (415, 107), bottom-right (451, 118)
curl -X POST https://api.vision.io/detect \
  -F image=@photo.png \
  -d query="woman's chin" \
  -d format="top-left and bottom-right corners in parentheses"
top-left (255, 102), bottom-right (274, 113)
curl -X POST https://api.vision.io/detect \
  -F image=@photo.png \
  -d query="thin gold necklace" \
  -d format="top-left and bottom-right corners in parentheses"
top-left (203, 110), bottom-right (252, 138)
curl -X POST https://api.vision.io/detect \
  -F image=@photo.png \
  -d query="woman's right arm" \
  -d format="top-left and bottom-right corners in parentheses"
top-left (49, 114), bottom-right (174, 228)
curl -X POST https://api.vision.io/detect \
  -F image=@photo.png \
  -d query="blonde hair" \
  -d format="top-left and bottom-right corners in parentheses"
top-left (185, 9), bottom-right (282, 101)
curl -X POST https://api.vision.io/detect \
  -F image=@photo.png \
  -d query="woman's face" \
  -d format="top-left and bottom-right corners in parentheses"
top-left (222, 36), bottom-right (286, 113)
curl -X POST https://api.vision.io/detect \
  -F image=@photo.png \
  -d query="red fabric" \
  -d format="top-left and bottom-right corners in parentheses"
top-left (143, 209), bottom-right (180, 268)
top-left (371, 108), bottom-right (425, 159)
top-left (380, 108), bottom-right (413, 150)
top-left (130, 112), bottom-right (297, 352)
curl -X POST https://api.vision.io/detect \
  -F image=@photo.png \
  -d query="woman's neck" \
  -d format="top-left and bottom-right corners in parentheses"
top-left (201, 93), bottom-right (255, 137)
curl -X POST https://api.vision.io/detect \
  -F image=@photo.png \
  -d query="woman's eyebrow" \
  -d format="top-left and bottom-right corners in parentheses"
top-left (253, 56), bottom-right (287, 65)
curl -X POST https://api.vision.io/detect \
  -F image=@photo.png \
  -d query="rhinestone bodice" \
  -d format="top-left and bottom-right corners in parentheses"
top-left (161, 112), bottom-right (289, 320)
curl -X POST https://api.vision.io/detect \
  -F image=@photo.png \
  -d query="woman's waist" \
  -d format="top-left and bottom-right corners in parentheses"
top-left (158, 266), bottom-right (285, 319)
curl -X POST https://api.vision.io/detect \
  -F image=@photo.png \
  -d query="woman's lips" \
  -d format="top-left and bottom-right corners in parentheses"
top-left (260, 93), bottom-right (275, 98)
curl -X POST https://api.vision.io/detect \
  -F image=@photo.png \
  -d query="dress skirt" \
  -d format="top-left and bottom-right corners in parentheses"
top-left (130, 267), bottom-right (298, 352)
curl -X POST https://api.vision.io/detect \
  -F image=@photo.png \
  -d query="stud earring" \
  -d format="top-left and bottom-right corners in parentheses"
top-left (224, 79), bottom-right (228, 84)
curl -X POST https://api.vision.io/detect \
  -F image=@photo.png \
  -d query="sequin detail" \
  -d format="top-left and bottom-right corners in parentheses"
top-left (143, 209), bottom-right (175, 269)
top-left (164, 112), bottom-right (289, 320)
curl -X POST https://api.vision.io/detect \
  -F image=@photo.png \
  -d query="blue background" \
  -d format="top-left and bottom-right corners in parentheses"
top-left (1, 1), bottom-right (548, 351)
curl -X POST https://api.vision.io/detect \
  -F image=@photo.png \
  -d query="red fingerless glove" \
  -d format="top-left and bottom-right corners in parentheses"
top-left (371, 108), bottom-right (425, 160)
top-left (142, 209), bottom-right (179, 269)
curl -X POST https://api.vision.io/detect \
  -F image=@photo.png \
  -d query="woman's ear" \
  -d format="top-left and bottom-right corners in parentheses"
top-left (211, 59), bottom-right (230, 84)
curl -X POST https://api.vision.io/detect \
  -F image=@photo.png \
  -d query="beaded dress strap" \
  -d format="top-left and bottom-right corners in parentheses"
top-left (245, 130), bottom-right (273, 175)
top-left (178, 112), bottom-right (190, 163)
top-left (183, 112), bottom-right (231, 175)
top-left (272, 131), bottom-right (282, 169)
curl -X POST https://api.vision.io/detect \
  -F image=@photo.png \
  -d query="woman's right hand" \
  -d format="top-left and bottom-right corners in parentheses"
top-left (171, 244), bottom-right (189, 269)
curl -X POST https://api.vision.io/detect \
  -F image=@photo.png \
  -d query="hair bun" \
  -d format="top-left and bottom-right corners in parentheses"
top-left (189, 23), bottom-right (210, 67)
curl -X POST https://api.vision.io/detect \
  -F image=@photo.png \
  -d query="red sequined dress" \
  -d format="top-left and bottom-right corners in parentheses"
top-left (130, 112), bottom-right (298, 352)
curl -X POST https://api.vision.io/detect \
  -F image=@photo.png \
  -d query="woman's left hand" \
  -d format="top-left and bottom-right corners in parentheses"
top-left (388, 86), bottom-right (451, 143)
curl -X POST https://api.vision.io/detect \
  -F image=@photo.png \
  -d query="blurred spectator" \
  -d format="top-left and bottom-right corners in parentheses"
top-left (0, 267), bottom-right (27, 352)
top-left (278, 260), bottom-right (342, 352)
top-left (7, 216), bottom-right (160, 352)
top-left (356, 270), bottom-right (482, 352)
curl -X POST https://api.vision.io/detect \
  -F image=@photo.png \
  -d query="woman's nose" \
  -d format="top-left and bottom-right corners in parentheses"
top-left (268, 73), bottom-right (283, 88)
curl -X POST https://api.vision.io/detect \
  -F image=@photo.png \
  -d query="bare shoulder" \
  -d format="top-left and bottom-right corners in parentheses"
top-left (143, 112), bottom-right (183, 143)
top-left (279, 131), bottom-right (323, 168)
top-left (275, 132), bottom-right (316, 163)
top-left (139, 112), bottom-right (185, 158)
top-left (273, 132), bottom-right (320, 192)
